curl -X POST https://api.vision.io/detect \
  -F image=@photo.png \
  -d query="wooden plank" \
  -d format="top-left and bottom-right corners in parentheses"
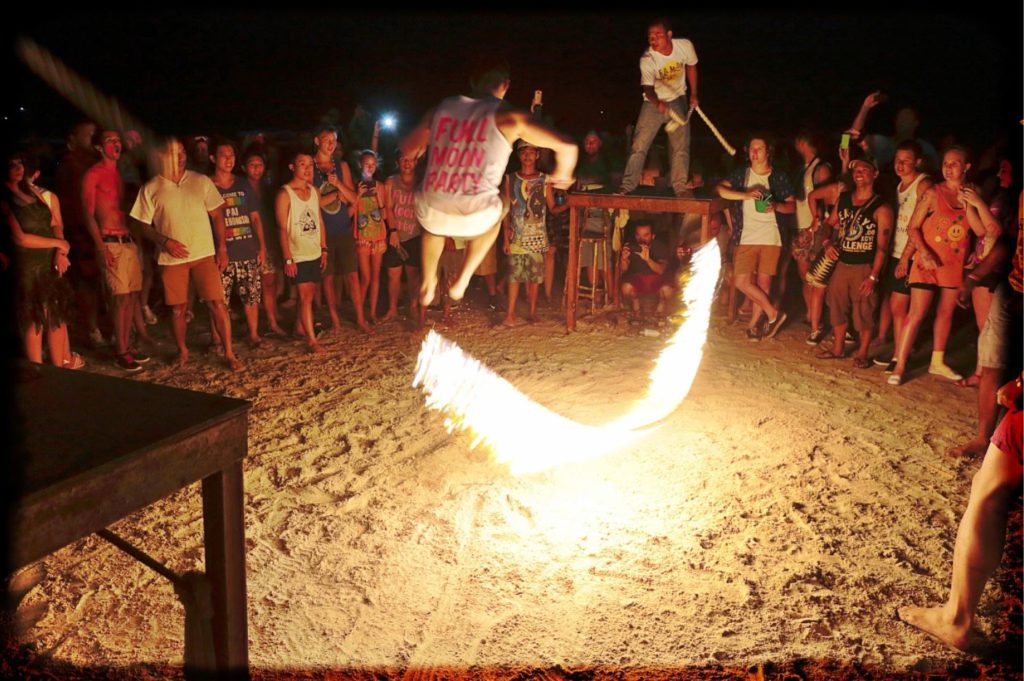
top-left (565, 192), bottom-right (727, 215)
top-left (15, 362), bottom-right (248, 495)
top-left (10, 413), bottom-right (248, 570)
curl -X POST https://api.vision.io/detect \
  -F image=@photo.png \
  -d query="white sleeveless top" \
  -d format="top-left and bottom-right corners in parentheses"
top-left (795, 157), bottom-right (821, 230)
top-left (894, 174), bottom-right (927, 259)
top-left (416, 95), bottom-right (512, 237)
top-left (283, 184), bottom-right (322, 263)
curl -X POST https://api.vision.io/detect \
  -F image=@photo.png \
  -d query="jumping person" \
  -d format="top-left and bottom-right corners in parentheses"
top-left (399, 58), bottom-right (577, 309)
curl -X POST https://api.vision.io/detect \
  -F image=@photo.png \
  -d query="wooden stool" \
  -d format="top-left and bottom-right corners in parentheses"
top-left (574, 235), bottom-right (609, 316)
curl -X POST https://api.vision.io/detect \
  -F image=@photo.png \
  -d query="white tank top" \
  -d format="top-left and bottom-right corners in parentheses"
top-left (283, 184), bottom-right (322, 263)
top-left (416, 95), bottom-right (512, 237)
top-left (893, 174), bottom-right (927, 259)
top-left (795, 157), bottom-right (821, 230)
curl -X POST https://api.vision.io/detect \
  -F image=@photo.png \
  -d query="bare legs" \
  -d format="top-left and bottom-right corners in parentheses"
top-left (899, 436), bottom-right (1022, 651)
top-left (734, 271), bottom-right (778, 331)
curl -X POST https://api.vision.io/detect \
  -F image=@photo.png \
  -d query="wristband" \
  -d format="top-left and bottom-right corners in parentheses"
top-left (868, 274), bottom-right (877, 282)
top-left (285, 258), bottom-right (294, 265)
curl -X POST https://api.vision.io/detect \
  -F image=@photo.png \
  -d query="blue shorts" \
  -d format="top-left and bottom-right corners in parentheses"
top-left (291, 258), bottom-right (323, 284)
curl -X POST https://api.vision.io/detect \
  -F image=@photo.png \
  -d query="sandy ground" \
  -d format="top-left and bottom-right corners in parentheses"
top-left (6, 287), bottom-right (1023, 678)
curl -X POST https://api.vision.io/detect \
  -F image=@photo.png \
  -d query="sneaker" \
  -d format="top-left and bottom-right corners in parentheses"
top-left (129, 348), bottom-right (151, 364)
top-left (805, 328), bottom-right (826, 345)
top-left (843, 331), bottom-right (856, 346)
top-left (763, 311), bottom-right (788, 339)
top-left (928, 363), bottom-right (963, 381)
top-left (116, 352), bottom-right (143, 374)
top-left (142, 305), bottom-right (158, 325)
top-left (745, 327), bottom-right (763, 342)
top-left (884, 360), bottom-right (897, 374)
top-left (89, 327), bottom-right (109, 348)
top-left (872, 353), bottom-right (893, 367)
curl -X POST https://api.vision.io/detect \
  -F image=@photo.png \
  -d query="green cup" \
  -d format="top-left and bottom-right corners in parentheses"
top-left (754, 192), bottom-right (773, 213)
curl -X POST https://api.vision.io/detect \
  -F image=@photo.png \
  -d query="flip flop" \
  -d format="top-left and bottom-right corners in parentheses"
top-left (62, 352), bottom-right (86, 370)
top-left (954, 374), bottom-right (981, 388)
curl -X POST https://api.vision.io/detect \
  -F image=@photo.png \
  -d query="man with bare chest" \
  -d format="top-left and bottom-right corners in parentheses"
top-left (83, 128), bottom-right (151, 372)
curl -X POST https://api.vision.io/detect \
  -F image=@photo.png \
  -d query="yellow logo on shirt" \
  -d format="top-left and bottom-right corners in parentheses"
top-left (658, 61), bottom-right (683, 84)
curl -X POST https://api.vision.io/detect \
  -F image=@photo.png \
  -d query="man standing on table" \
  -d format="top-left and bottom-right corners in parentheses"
top-left (400, 58), bottom-right (578, 307)
top-left (618, 17), bottom-right (699, 197)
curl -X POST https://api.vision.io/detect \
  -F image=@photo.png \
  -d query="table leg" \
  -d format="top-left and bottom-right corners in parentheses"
top-left (566, 206), bottom-right (579, 332)
top-left (202, 461), bottom-right (249, 678)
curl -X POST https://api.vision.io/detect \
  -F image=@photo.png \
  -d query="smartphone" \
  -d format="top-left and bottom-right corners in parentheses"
top-left (533, 90), bottom-right (543, 108)
top-left (840, 133), bottom-right (850, 150)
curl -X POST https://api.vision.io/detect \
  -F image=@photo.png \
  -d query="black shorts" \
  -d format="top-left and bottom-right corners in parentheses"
top-left (383, 235), bottom-right (421, 269)
top-left (883, 256), bottom-right (911, 296)
top-left (290, 258), bottom-right (323, 284)
top-left (324, 230), bottom-right (357, 276)
top-left (909, 282), bottom-right (956, 293)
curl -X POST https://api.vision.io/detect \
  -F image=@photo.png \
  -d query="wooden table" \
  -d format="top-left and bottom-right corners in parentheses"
top-left (564, 188), bottom-right (728, 331)
top-left (10, 361), bottom-right (252, 678)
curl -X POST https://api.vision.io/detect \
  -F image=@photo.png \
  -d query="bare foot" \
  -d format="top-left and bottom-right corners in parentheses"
top-left (247, 335), bottom-right (264, 349)
top-left (420, 276), bottom-right (437, 307)
top-left (225, 355), bottom-right (245, 371)
top-left (498, 316), bottom-right (518, 328)
top-left (897, 605), bottom-right (972, 652)
top-left (380, 309), bottom-right (397, 322)
top-left (449, 275), bottom-right (470, 302)
top-left (172, 350), bottom-right (190, 367)
top-left (526, 314), bottom-right (537, 324)
top-left (948, 437), bottom-right (988, 459)
top-left (268, 325), bottom-right (287, 338)
top-left (356, 318), bottom-right (374, 335)
top-left (307, 342), bottom-right (326, 354)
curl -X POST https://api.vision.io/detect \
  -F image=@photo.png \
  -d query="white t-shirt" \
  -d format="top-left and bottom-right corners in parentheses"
top-left (795, 158), bottom-right (822, 230)
top-left (416, 95), bottom-right (512, 238)
top-left (739, 168), bottom-right (781, 246)
top-left (130, 170), bottom-right (224, 266)
top-left (893, 174), bottom-right (927, 259)
top-left (640, 38), bottom-right (698, 103)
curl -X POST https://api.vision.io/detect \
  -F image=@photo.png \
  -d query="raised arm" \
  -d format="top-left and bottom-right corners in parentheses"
top-left (848, 91), bottom-right (884, 138)
top-left (496, 107), bottom-right (578, 189)
top-left (398, 108), bottom-right (435, 163)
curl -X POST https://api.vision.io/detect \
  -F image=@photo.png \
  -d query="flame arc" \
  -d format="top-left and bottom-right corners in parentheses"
top-left (413, 239), bottom-right (721, 475)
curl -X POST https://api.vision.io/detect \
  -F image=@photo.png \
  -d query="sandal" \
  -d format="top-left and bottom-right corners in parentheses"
top-left (954, 374), bottom-right (981, 388)
top-left (62, 352), bottom-right (86, 370)
top-left (816, 349), bottom-right (846, 360)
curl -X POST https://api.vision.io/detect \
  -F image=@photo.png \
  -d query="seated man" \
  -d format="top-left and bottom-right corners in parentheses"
top-left (619, 222), bottom-right (674, 319)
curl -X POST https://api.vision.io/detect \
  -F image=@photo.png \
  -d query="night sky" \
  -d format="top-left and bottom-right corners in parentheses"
top-left (4, 8), bottom-right (1022, 162)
